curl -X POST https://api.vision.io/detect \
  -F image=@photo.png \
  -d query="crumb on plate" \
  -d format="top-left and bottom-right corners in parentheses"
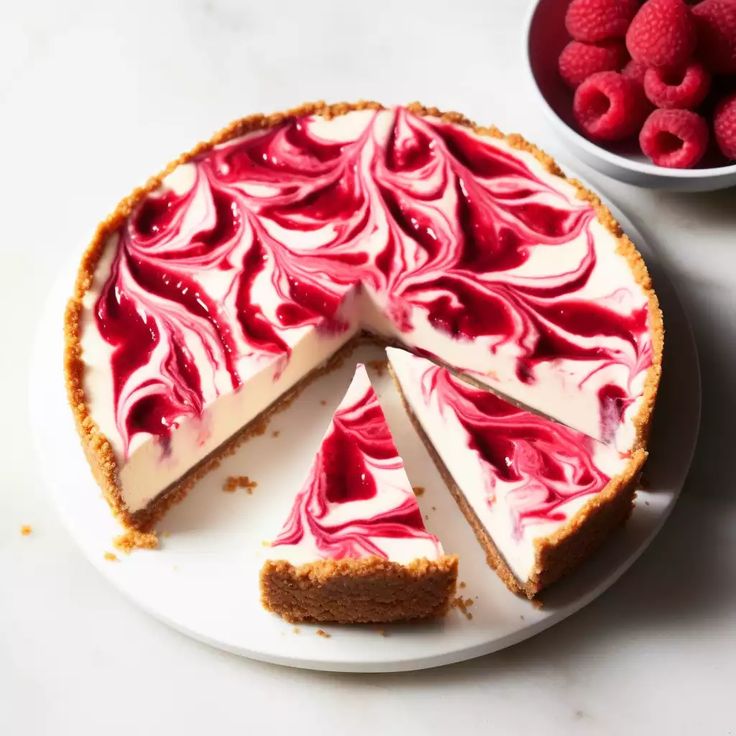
top-left (452, 596), bottom-right (475, 620)
top-left (114, 529), bottom-right (159, 553)
top-left (223, 475), bottom-right (258, 494)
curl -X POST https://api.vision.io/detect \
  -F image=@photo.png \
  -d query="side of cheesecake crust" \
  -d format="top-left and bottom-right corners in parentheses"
top-left (65, 100), bottom-right (663, 533)
top-left (389, 363), bottom-right (647, 599)
top-left (260, 555), bottom-right (458, 624)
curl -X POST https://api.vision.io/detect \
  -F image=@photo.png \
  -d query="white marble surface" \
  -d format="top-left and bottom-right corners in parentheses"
top-left (1, 0), bottom-right (734, 733)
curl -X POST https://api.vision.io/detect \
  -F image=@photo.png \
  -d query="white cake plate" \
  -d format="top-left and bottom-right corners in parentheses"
top-left (30, 193), bottom-right (700, 673)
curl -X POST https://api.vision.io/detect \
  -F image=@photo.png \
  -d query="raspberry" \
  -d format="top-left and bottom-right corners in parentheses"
top-left (692, 0), bottom-right (736, 74)
top-left (565, 0), bottom-right (640, 42)
top-left (643, 62), bottom-right (711, 109)
top-left (714, 92), bottom-right (736, 160)
top-left (573, 71), bottom-right (649, 141)
top-left (558, 40), bottom-right (628, 88)
top-left (626, 0), bottom-right (696, 69)
top-left (622, 59), bottom-right (648, 86)
top-left (639, 109), bottom-right (709, 167)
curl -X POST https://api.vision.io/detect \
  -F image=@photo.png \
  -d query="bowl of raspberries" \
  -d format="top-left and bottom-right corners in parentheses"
top-left (525, 0), bottom-right (736, 190)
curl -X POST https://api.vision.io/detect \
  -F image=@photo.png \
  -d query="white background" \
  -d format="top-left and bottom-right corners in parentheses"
top-left (1, 0), bottom-right (734, 733)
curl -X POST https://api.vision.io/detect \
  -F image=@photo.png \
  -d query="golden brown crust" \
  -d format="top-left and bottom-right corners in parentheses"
top-left (64, 100), bottom-right (662, 533)
top-left (388, 363), bottom-right (646, 599)
top-left (260, 555), bottom-right (458, 624)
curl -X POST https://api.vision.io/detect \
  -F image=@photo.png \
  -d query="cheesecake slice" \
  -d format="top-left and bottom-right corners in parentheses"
top-left (260, 364), bottom-right (457, 623)
top-left (387, 348), bottom-right (645, 597)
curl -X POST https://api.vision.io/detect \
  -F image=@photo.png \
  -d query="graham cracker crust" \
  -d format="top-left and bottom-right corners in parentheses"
top-left (64, 100), bottom-right (662, 534)
top-left (260, 555), bottom-right (458, 624)
top-left (388, 364), bottom-right (646, 599)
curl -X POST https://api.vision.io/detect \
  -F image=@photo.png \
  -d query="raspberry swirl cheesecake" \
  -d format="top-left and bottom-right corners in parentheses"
top-left (388, 348), bottom-right (645, 597)
top-left (65, 100), bottom-right (662, 535)
top-left (260, 364), bottom-right (457, 623)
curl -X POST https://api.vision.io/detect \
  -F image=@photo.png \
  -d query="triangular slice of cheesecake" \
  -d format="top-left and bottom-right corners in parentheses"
top-left (260, 363), bottom-right (457, 623)
top-left (387, 348), bottom-right (646, 598)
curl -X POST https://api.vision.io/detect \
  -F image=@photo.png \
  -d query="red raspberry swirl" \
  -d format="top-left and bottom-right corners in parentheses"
top-left (92, 107), bottom-right (653, 457)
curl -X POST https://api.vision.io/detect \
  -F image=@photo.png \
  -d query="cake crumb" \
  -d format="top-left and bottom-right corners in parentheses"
top-left (367, 359), bottom-right (387, 376)
top-left (20, 525), bottom-right (32, 536)
top-left (114, 529), bottom-right (159, 553)
top-left (103, 551), bottom-right (118, 562)
top-left (452, 596), bottom-right (475, 620)
top-left (292, 626), bottom-right (301, 635)
top-left (459, 581), bottom-right (466, 589)
top-left (272, 430), bottom-right (280, 438)
top-left (412, 486), bottom-right (425, 497)
top-left (375, 628), bottom-right (389, 637)
top-left (431, 505), bottom-right (437, 511)
top-left (316, 629), bottom-right (331, 638)
top-left (320, 399), bottom-right (327, 406)
top-left (223, 475), bottom-right (257, 494)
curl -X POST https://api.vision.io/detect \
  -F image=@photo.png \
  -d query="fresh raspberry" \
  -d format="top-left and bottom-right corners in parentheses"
top-left (714, 92), bottom-right (736, 159)
top-left (626, 0), bottom-right (697, 69)
top-left (639, 109), bottom-right (709, 167)
top-left (643, 62), bottom-right (711, 109)
top-left (558, 40), bottom-right (628, 88)
top-left (622, 59), bottom-right (648, 86)
top-left (692, 0), bottom-right (736, 74)
top-left (573, 71), bottom-right (649, 141)
top-left (565, 0), bottom-right (640, 42)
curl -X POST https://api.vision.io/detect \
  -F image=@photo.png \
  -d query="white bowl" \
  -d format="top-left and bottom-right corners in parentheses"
top-left (523, 0), bottom-right (736, 191)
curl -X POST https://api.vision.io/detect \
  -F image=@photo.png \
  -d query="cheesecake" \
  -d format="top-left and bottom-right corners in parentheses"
top-left (65, 101), bottom-right (662, 533)
top-left (387, 347), bottom-right (646, 597)
top-left (260, 364), bottom-right (457, 623)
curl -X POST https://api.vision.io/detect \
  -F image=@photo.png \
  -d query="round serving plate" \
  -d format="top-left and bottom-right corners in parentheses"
top-left (30, 187), bottom-right (700, 673)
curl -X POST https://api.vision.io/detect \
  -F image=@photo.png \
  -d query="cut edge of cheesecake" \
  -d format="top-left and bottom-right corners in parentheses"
top-left (260, 556), bottom-right (459, 624)
top-left (64, 99), bottom-right (663, 534)
top-left (387, 358), bottom-right (647, 599)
